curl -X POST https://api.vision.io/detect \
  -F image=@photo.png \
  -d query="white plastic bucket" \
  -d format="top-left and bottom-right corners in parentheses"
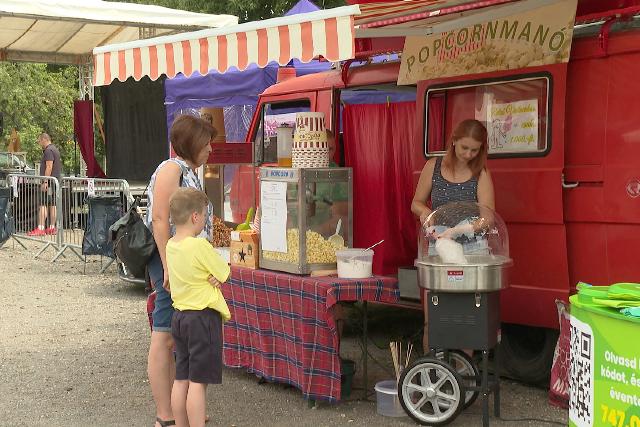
top-left (336, 249), bottom-right (373, 279)
top-left (374, 380), bottom-right (407, 418)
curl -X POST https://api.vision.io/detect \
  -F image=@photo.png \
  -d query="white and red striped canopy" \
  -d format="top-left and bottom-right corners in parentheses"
top-left (93, 6), bottom-right (358, 86)
top-left (355, 0), bottom-right (481, 27)
top-left (92, 0), bottom-right (518, 86)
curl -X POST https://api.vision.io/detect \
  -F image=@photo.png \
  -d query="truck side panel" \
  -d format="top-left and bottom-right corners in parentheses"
top-left (564, 30), bottom-right (640, 288)
top-left (417, 64), bottom-right (570, 329)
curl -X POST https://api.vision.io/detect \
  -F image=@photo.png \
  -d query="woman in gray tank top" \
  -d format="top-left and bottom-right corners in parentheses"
top-left (411, 119), bottom-right (495, 351)
top-left (411, 119), bottom-right (495, 233)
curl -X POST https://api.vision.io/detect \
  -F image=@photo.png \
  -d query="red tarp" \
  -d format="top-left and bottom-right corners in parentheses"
top-left (343, 102), bottom-right (424, 275)
top-left (73, 100), bottom-right (106, 178)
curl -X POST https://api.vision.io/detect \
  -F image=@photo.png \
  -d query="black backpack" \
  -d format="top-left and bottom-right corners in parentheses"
top-left (109, 197), bottom-right (156, 278)
top-left (109, 161), bottom-right (190, 277)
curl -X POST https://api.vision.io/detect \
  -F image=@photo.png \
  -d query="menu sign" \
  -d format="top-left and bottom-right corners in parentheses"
top-left (260, 181), bottom-right (288, 253)
top-left (486, 99), bottom-right (539, 153)
top-left (398, 0), bottom-right (578, 85)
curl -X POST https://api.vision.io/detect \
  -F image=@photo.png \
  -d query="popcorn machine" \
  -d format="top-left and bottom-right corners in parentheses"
top-left (259, 167), bottom-right (353, 274)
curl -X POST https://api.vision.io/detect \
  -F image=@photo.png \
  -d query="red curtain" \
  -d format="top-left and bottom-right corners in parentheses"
top-left (427, 94), bottom-right (446, 152)
top-left (343, 102), bottom-right (424, 275)
top-left (74, 100), bottom-right (106, 178)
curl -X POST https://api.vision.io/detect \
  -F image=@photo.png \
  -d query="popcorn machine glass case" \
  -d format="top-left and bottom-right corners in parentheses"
top-left (259, 167), bottom-right (353, 274)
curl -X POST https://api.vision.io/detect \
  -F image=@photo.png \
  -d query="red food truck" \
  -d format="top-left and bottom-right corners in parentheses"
top-left (233, 0), bottom-right (640, 383)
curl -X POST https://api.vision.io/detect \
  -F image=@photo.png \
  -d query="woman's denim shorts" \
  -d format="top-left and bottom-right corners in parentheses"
top-left (147, 251), bottom-right (174, 332)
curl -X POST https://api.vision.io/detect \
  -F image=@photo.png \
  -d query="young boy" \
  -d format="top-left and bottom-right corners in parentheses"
top-left (166, 187), bottom-right (231, 427)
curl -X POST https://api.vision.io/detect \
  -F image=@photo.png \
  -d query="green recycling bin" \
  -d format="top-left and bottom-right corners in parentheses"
top-left (569, 294), bottom-right (640, 427)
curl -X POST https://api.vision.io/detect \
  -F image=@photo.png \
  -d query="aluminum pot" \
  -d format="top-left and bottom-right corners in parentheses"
top-left (414, 255), bottom-right (512, 292)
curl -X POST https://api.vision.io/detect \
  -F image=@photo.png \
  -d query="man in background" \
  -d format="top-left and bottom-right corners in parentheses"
top-left (28, 133), bottom-right (61, 236)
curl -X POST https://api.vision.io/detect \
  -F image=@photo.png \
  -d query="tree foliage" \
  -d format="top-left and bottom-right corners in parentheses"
top-left (0, 63), bottom-right (78, 172)
top-left (116, 0), bottom-right (347, 22)
top-left (0, 0), bottom-right (345, 174)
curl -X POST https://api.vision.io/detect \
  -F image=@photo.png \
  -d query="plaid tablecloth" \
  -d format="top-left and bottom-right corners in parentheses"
top-left (221, 266), bottom-right (399, 403)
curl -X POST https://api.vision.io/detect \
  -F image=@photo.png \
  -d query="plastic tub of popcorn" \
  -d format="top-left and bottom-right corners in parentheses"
top-left (337, 249), bottom-right (373, 279)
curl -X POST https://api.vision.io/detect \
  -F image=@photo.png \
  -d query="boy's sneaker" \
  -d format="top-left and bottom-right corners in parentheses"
top-left (45, 227), bottom-right (57, 235)
top-left (27, 228), bottom-right (46, 236)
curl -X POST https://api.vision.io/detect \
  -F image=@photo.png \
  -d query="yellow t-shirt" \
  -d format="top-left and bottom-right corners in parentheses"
top-left (166, 236), bottom-right (231, 321)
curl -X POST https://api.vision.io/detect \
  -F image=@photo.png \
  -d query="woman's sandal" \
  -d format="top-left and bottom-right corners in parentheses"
top-left (156, 418), bottom-right (176, 427)
top-left (155, 414), bottom-right (208, 425)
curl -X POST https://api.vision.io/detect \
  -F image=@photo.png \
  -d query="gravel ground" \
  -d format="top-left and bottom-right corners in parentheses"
top-left (0, 240), bottom-right (569, 427)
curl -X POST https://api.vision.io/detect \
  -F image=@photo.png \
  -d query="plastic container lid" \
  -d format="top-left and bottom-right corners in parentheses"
top-left (570, 294), bottom-right (640, 324)
top-left (336, 248), bottom-right (373, 259)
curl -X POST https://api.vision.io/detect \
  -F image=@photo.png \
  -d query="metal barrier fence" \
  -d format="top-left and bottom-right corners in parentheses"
top-left (6, 174), bottom-right (62, 258)
top-left (6, 174), bottom-right (132, 273)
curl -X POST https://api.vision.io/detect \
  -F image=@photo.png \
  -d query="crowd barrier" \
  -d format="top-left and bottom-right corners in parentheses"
top-left (6, 174), bottom-right (62, 258)
top-left (5, 174), bottom-right (132, 273)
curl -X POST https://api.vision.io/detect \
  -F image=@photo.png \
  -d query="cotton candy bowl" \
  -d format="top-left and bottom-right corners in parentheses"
top-left (337, 249), bottom-right (373, 279)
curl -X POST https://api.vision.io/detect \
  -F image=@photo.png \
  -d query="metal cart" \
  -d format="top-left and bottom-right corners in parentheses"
top-left (398, 255), bottom-right (512, 426)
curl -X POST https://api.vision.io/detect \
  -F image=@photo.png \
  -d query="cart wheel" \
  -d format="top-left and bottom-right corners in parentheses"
top-left (435, 350), bottom-right (480, 409)
top-left (398, 358), bottom-right (465, 426)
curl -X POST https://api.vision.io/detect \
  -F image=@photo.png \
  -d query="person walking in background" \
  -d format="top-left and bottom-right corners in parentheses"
top-left (166, 188), bottom-right (230, 427)
top-left (28, 133), bottom-right (61, 236)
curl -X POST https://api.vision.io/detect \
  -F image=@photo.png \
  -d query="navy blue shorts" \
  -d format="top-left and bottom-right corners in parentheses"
top-left (147, 251), bottom-right (174, 332)
top-left (172, 309), bottom-right (223, 384)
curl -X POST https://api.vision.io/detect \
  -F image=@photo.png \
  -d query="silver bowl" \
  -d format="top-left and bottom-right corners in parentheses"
top-left (414, 255), bottom-right (512, 293)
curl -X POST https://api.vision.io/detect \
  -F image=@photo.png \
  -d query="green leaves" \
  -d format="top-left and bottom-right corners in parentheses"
top-left (113, 0), bottom-right (347, 23)
top-left (0, 0), bottom-right (347, 174)
top-left (0, 63), bottom-right (77, 172)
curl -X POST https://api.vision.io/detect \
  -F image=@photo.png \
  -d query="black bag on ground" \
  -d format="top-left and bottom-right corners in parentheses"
top-left (0, 187), bottom-right (15, 247)
top-left (109, 197), bottom-right (156, 278)
top-left (82, 195), bottom-right (124, 258)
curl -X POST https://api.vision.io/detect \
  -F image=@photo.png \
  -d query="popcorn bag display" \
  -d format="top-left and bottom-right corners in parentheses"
top-left (292, 112), bottom-right (329, 168)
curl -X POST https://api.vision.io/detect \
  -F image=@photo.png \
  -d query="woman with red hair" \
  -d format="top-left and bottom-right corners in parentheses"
top-left (411, 119), bottom-right (495, 350)
top-left (411, 119), bottom-right (495, 226)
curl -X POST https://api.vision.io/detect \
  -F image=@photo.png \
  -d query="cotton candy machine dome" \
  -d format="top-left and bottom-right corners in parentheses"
top-left (418, 201), bottom-right (509, 260)
top-left (415, 201), bottom-right (512, 292)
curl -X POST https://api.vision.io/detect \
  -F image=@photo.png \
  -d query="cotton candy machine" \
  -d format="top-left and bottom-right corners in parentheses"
top-left (415, 254), bottom-right (510, 292)
top-left (399, 202), bottom-right (512, 426)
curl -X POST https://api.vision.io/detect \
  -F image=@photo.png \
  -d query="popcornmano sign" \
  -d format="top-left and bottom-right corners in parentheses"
top-left (398, 0), bottom-right (578, 85)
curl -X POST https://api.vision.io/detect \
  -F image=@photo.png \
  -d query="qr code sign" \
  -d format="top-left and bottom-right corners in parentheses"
top-left (569, 315), bottom-right (594, 427)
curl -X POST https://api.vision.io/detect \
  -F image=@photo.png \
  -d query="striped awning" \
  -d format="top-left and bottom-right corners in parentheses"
top-left (354, 0), bottom-right (480, 27)
top-left (92, 0), bottom-right (522, 86)
top-left (353, 0), bottom-right (516, 37)
top-left (93, 6), bottom-right (358, 86)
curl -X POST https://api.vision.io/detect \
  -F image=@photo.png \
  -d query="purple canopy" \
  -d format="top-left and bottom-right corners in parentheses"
top-left (164, 0), bottom-right (330, 142)
top-left (285, 0), bottom-right (320, 15)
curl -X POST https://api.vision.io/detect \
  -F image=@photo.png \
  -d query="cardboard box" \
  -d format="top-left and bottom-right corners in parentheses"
top-left (230, 240), bottom-right (259, 269)
top-left (239, 230), bottom-right (259, 245)
top-left (230, 230), bottom-right (259, 245)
